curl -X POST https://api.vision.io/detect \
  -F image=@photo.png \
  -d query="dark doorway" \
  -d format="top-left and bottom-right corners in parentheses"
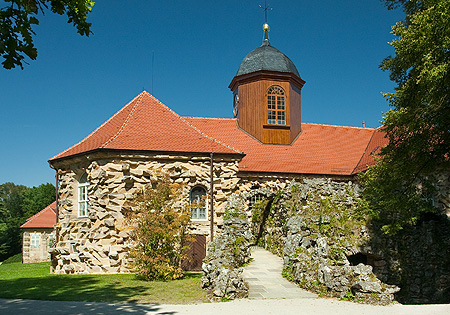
top-left (347, 252), bottom-right (368, 266)
top-left (181, 235), bottom-right (206, 271)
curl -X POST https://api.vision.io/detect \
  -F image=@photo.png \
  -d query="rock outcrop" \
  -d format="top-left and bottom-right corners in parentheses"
top-left (257, 179), bottom-right (400, 305)
top-left (201, 194), bottom-right (252, 300)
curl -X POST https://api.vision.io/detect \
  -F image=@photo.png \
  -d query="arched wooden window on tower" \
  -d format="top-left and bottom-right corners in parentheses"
top-left (267, 85), bottom-right (286, 125)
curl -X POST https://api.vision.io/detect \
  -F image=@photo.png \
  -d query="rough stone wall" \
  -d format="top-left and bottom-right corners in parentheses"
top-left (434, 171), bottom-right (450, 218)
top-left (368, 216), bottom-right (450, 304)
top-left (22, 228), bottom-right (54, 263)
top-left (201, 193), bottom-right (252, 300)
top-left (254, 179), bottom-right (400, 305)
top-left (237, 173), bottom-right (352, 222)
top-left (251, 177), bottom-right (450, 304)
top-left (50, 152), bottom-right (240, 274)
top-left (362, 169), bottom-right (450, 304)
top-left (236, 173), bottom-right (351, 195)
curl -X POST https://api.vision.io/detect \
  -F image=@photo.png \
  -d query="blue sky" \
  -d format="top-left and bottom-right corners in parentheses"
top-left (0, 1), bottom-right (403, 188)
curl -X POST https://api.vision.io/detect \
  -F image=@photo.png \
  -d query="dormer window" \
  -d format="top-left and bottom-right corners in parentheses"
top-left (267, 86), bottom-right (286, 125)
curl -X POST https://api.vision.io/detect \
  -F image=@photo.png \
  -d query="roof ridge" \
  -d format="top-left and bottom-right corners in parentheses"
top-left (102, 92), bottom-right (145, 148)
top-left (49, 92), bottom-right (146, 160)
top-left (186, 118), bottom-right (376, 130)
top-left (185, 116), bottom-right (236, 121)
top-left (303, 122), bottom-right (376, 130)
top-left (178, 116), bottom-right (242, 154)
top-left (146, 95), bottom-right (242, 154)
top-left (351, 129), bottom-right (377, 175)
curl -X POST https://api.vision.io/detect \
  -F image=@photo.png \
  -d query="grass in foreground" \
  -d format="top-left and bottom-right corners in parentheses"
top-left (0, 262), bottom-right (208, 304)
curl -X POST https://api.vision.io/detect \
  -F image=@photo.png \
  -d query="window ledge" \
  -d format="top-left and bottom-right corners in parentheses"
top-left (263, 124), bottom-right (290, 130)
top-left (75, 216), bottom-right (90, 220)
top-left (191, 218), bottom-right (209, 222)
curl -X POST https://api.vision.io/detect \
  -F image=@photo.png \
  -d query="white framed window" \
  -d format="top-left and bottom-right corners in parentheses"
top-left (30, 232), bottom-right (41, 248)
top-left (78, 173), bottom-right (89, 217)
top-left (48, 231), bottom-right (56, 248)
top-left (190, 186), bottom-right (207, 220)
top-left (267, 85), bottom-right (286, 125)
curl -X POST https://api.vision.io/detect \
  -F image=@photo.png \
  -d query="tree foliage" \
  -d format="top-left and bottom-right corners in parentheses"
top-left (0, 0), bottom-right (94, 69)
top-left (0, 182), bottom-right (55, 261)
top-left (362, 0), bottom-right (450, 233)
top-left (127, 174), bottom-right (192, 281)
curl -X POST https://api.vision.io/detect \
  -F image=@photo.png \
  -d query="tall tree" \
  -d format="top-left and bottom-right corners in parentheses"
top-left (22, 183), bottom-right (56, 218)
top-left (362, 0), bottom-right (450, 233)
top-left (0, 0), bottom-right (94, 69)
top-left (0, 182), bottom-right (55, 261)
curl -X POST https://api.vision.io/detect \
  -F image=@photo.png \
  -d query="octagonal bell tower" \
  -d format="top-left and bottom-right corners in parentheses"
top-left (229, 23), bottom-right (305, 145)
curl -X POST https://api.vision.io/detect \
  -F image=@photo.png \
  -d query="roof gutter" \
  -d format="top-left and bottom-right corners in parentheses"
top-left (49, 148), bottom-right (245, 165)
top-left (49, 163), bottom-right (59, 245)
top-left (209, 152), bottom-right (214, 241)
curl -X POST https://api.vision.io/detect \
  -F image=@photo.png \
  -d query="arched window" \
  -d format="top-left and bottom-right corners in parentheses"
top-left (190, 186), bottom-right (207, 220)
top-left (249, 193), bottom-right (265, 210)
top-left (267, 86), bottom-right (286, 125)
top-left (78, 173), bottom-right (89, 217)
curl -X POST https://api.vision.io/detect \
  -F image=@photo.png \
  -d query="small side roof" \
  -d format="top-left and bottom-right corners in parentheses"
top-left (21, 201), bottom-right (56, 229)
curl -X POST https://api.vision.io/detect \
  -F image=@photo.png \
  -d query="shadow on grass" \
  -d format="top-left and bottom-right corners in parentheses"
top-left (0, 275), bottom-right (149, 303)
top-left (0, 270), bottom-right (206, 306)
top-left (0, 298), bottom-right (177, 315)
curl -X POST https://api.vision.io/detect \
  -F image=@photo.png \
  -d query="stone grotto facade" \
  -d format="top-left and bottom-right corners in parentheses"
top-left (47, 23), bottom-right (450, 291)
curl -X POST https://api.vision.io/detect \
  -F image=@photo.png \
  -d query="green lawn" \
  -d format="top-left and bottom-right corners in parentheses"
top-left (0, 261), bottom-right (208, 304)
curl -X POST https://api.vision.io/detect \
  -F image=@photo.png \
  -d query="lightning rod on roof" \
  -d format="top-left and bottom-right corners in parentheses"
top-left (152, 51), bottom-right (154, 95)
top-left (259, 0), bottom-right (272, 24)
top-left (260, 1), bottom-right (272, 42)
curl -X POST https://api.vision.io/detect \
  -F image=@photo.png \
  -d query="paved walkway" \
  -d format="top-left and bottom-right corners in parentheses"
top-left (242, 246), bottom-right (317, 299)
top-left (1, 298), bottom-right (450, 315)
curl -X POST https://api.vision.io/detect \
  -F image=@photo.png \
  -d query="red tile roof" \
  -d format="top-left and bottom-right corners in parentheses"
top-left (50, 91), bottom-right (385, 176)
top-left (50, 92), bottom-right (241, 161)
top-left (186, 117), bottom-right (378, 175)
top-left (21, 201), bottom-right (56, 229)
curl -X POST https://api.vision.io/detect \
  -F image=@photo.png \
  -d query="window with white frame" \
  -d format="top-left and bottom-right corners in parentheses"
top-left (190, 186), bottom-right (207, 220)
top-left (78, 173), bottom-right (89, 217)
top-left (30, 232), bottom-right (41, 248)
top-left (267, 85), bottom-right (286, 125)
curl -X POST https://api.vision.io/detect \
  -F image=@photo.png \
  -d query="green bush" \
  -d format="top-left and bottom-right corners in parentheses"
top-left (127, 174), bottom-right (192, 281)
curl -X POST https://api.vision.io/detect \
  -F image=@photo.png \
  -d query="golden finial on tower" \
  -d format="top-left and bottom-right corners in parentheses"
top-left (260, 1), bottom-right (272, 43)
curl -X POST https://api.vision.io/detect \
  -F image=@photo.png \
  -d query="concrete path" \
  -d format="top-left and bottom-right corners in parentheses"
top-left (1, 298), bottom-right (449, 315)
top-left (242, 246), bottom-right (317, 299)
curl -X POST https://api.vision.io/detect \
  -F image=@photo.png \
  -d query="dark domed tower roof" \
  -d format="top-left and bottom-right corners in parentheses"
top-left (236, 40), bottom-right (300, 78)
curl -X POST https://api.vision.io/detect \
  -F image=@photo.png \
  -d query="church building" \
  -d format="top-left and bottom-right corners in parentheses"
top-left (48, 24), bottom-right (385, 274)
